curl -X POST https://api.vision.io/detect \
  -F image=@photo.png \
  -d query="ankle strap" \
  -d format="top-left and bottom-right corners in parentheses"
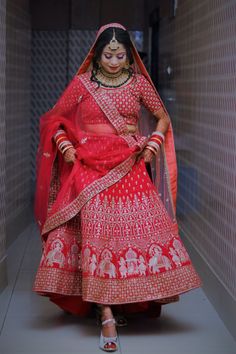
top-left (101, 318), bottom-right (116, 326)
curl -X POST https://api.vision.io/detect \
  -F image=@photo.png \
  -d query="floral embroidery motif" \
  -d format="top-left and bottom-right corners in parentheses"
top-left (80, 137), bottom-right (87, 144)
top-left (43, 152), bottom-right (51, 158)
top-left (77, 95), bottom-right (83, 103)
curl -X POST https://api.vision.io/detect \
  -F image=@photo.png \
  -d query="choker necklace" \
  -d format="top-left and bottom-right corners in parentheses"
top-left (94, 67), bottom-right (132, 88)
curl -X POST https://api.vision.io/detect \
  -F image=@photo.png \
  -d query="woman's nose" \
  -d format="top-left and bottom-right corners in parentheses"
top-left (110, 57), bottom-right (118, 66)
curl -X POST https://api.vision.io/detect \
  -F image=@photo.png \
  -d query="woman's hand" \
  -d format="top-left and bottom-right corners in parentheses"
top-left (142, 148), bottom-right (155, 163)
top-left (137, 147), bottom-right (157, 164)
top-left (63, 147), bottom-right (77, 164)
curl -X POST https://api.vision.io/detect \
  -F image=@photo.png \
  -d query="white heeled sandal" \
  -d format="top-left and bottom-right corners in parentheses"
top-left (99, 318), bottom-right (118, 352)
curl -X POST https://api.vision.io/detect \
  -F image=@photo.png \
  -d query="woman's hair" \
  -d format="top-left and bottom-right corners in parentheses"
top-left (92, 27), bottom-right (134, 70)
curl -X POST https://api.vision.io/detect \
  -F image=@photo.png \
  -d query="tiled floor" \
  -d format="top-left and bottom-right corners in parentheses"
top-left (0, 223), bottom-right (235, 354)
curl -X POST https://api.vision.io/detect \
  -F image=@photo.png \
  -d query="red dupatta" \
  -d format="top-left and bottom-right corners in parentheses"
top-left (34, 23), bottom-right (178, 238)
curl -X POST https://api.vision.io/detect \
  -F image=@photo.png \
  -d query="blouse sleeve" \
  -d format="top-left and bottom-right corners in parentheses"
top-left (51, 75), bottom-right (84, 117)
top-left (50, 75), bottom-right (84, 149)
top-left (138, 75), bottom-right (162, 114)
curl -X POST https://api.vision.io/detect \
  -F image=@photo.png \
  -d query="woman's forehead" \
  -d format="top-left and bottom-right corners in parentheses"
top-left (102, 43), bottom-right (126, 54)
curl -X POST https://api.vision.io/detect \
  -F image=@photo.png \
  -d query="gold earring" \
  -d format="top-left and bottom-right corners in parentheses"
top-left (124, 61), bottom-right (130, 69)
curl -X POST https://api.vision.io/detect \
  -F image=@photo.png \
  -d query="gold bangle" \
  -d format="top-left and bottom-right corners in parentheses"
top-left (61, 145), bottom-right (73, 154)
top-left (55, 136), bottom-right (67, 144)
top-left (145, 145), bottom-right (157, 155)
top-left (147, 141), bottom-right (160, 151)
top-left (149, 137), bottom-right (163, 145)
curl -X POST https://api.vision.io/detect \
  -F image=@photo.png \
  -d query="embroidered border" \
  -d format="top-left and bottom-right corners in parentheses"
top-left (42, 154), bottom-right (137, 235)
top-left (33, 267), bottom-right (83, 295)
top-left (33, 263), bottom-right (201, 304)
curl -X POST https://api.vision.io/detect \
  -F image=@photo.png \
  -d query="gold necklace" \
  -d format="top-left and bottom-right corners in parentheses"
top-left (95, 68), bottom-right (132, 88)
top-left (99, 67), bottom-right (123, 79)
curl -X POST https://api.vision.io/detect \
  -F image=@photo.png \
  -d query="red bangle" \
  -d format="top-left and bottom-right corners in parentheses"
top-left (151, 131), bottom-right (165, 141)
top-left (55, 135), bottom-right (67, 145)
top-left (149, 136), bottom-right (163, 145)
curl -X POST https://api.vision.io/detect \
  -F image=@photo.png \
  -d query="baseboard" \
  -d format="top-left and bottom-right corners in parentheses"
top-left (182, 232), bottom-right (236, 341)
top-left (0, 255), bottom-right (7, 293)
top-left (6, 204), bottom-right (33, 248)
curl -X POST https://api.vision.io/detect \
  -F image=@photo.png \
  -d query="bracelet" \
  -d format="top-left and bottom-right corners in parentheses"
top-left (151, 131), bottom-right (165, 141)
top-left (54, 129), bottom-right (66, 139)
top-left (59, 141), bottom-right (73, 151)
top-left (147, 141), bottom-right (160, 151)
top-left (55, 136), bottom-right (67, 145)
top-left (61, 145), bottom-right (74, 154)
top-left (54, 129), bottom-right (74, 155)
top-left (148, 138), bottom-right (163, 148)
top-left (145, 145), bottom-right (158, 155)
top-left (149, 136), bottom-right (163, 145)
top-left (146, 131), bottom-right (165, 153)
top-left (58, 140), bottom-right (72, 149)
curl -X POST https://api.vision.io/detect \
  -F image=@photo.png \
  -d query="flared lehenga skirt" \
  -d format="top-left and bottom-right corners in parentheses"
top-left (33, 159), bottom-right (201, 307)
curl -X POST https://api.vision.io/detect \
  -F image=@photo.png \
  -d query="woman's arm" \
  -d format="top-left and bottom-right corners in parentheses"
top-left (51, 75), bottom-right (83, 116)
top-left (152, 108), bottom-right (170, 135)
top-left (139, 75), bottom-right (170, 163)
top-left (51, 75), bottom-right (84, 163)
top-left (53, 129), bottom-right (77, 163)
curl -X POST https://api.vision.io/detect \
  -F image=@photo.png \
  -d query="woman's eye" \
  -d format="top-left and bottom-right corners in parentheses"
top-left (117, 55), bottom-right (125, 60)
top-left (104, 55), bottom-right (112, 59)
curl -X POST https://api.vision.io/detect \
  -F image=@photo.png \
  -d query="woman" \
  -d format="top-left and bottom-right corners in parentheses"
top-left (33, 23), bottom-right (201, 352)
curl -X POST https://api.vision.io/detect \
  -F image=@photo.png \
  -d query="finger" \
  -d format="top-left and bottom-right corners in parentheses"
top-left (69, 155), bottom-right (77, 163)
top-left (136, 152), bottom-right (141, 161)
top-left (65, 156), bottom-right (74, 163)
top-left (65, 153), bottom-right (76, 161)
top-left (144, 153), bottom-right (153, 163)
top-left (144, 155), bottom-right (152, 162)
top-left (66, 159), bottom-right (75, 164)
top-left (137, 154), bottom-right (144, 163)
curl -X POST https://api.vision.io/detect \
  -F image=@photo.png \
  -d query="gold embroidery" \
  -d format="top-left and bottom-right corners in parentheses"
top-left (43, 152), bottom-right (51, 158)
top-left (33, 264), bottom-right (201, 304)
top-left (42, 154), bottom-right (137, 234)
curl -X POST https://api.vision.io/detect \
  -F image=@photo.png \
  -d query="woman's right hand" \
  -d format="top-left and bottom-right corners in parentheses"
top-left (63, 147), bottom-right (77, 164)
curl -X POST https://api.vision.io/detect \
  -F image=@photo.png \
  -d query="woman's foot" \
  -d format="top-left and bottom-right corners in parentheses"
top-left (98, 305), bottom-right (118, 352)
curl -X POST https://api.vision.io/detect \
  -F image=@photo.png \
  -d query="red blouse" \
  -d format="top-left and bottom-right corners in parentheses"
top-left (54, 73), bottom-right (162, 128)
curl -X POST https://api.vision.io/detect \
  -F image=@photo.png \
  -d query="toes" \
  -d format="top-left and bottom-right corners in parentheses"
top-left (104, 342), bottom-right (117, 350)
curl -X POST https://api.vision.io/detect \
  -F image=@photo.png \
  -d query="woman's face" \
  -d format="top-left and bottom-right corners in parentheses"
top-left (99, 43), bottom-right (128, 74)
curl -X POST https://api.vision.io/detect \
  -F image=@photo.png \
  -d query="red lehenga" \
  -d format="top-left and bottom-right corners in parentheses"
top-left (33, 23), bottom-right (201, 316)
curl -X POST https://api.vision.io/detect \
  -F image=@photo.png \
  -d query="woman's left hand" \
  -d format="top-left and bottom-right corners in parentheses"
top-left (137, 147), bottom-right (156, 163)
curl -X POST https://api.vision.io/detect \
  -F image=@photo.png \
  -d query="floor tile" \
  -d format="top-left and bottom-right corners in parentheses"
top-left (0, 314), bottom-right (115, 353)
top-left (118, 290), bottom-right (236, 354)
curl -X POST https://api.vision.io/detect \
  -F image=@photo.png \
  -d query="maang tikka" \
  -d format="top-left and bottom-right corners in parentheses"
top-left (108, 29), bottom-right (120, 51)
